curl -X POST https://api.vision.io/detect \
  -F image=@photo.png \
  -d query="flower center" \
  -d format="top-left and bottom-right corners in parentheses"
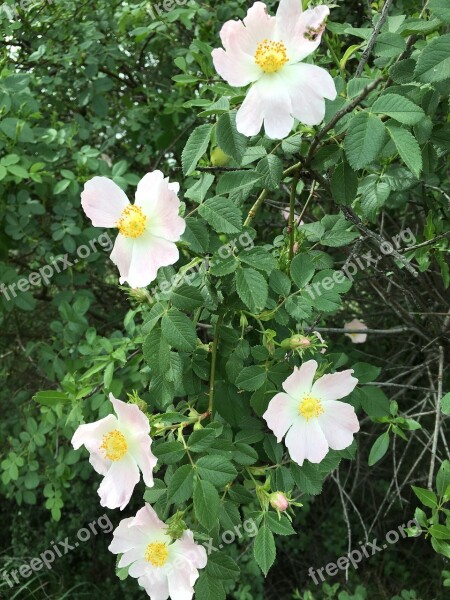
top-left (117, 205), bottom-right (147, 238)
top-left (145, 542), bottom-right (169, 567)
top-left (299, 396), bottom-right (324, 421)
top-left (100, 430), bottom-right (128, 461)
top-left (254, 39), bottom-right (288, 73)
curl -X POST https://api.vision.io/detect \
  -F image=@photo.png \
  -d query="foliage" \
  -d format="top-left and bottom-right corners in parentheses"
top-left (0, 0), bottom-right (449, 599)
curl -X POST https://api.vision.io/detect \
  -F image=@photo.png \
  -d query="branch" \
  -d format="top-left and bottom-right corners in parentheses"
top-left (355, 0), bottom-right (395, 77)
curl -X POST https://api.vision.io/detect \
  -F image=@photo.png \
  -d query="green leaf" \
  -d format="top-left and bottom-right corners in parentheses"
top-left (167, 464), bottom-right (194, 504)
top-left (411, 485), bottom-right (438, 508)
top-left (195, 573), bottom-right (226, 600)
top-left (239, 247), bottom-right (277, 274)
top-left (290, 254), bottom-right (315, 288)
top-left (331, 161), bottom-right (358, 205)
top-left (33, 391), bottom-right (70, 407)
top-left (374, 32), bottom-right (406, 58)
top-left (170, 284), bottom-right (204, 311)
top-left (368, 431), bottom-right (390, 466)
top-left (253, 525), bottom-right (276, 576)
top-left (291, 462), bottom-right (324, 495)
top-left (344, 112), bottom-right (386, 170)
top-left (387, 124), bottom-right (422, 178)
top-left (235, 366), bottom-right (267, 391)
top-left (235, 267), bottom-right (268, 313)
top-left (429, 0), bottom-right (450, 23)
top-left (182, 218), bottom-right (210, 253)
top-left (196, 456), bottom-right (237, 487)
top-left (216, 111), bottom-right (247, 163)
top-left (371, 94), bottom-right (425, 125)
top-left (161, 309), bottom-right (197, 352)
top-left (194, 479), bottom-right (220, 531)
top-left (188, 428), bottom-right (217, 452)
top-left (206, 552), bottom-right (240, 580)
top-left (440, 392), bottom-right (450, 414)
top-left (264, 512), bottom-right (295, 536)
top-left (430, 525), bottom-right (450, 540)
top-left (352, 362), bottom-right (381, 383)
top-left (256, 155), bottom-right (283, 190)
top-left (216, 171), bottom-right (262, 196)
top-left (182, 124), bottom-right (213, 175)
top-left (153, 441), bottom-right (185, 464)
top-left (414, 34), bottom-right (450, 83)
top-left (437, 460), bottom-right (450, 497)
top-left (198, 196), bottom-right (243, 234)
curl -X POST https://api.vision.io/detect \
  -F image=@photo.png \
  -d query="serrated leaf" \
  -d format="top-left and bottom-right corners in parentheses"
top-left (414, 34), bottom-right (450, 83)
top-left (194, 479), bottom-right (220, 531)
top-left (167, 464), bottom-right (194, 504)
top-left (254, 525), bottom-right (276, 576)
top-left (235, 267), bottom-right (268, 313)
top-left (331, 161), bottom-right (358, 205)
top-left (198, 196), bottom-right (242, 234)
top-left (235, 366), bottom-right (267, 391)
top-left (429, 0), bottom-right (450, 23)
top-left (387, 125), bottom-right (422, 178)
top-left (344, 112), bottom-right (386, 170)
top-left (196, 456), bottom-right (237, 487)
top-left (216, 111), bottom-right (247, 163)
top-left (290, 254), bottom-right (315, 288)
top-left (182, 124), bottom-right (213, 175)
top-left (161, 309), bottom-right (197, 352)
top-left (371, 94), bottom-right (425, 125)
top-left (256, 155), bottom-right (283, 190)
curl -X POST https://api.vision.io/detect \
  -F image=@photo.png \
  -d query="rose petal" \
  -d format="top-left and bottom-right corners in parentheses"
top-left (318, 400), bottom-right (360, 450)
top-left (109, 393), bottom-right (150, 435)
top-left (98, 455), bottom-right (140, 510)
top-left (263, 392), bottom-right (298, 442)
top-left (284, 417), bottom-right (329, 465)
top-left (81, 176), bottom-right (129, 227)
top-left (311, 369), bottom-right (358, 402)
top-left (282, 360), bottom-right (318, 399)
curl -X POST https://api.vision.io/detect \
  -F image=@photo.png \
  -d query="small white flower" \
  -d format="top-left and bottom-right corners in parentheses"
top-left (344, 318), bottom-right (368, 344)
top-left (81, 171), bottom-right (186, 288)
top-left (263, 360), bottom-right (359, 465)
top-left (212, 0), bottom-right (337, 139)
top-left (109, 504), bottom-right (207, 600)
top-left (72, 394), bottom-right (157, 510)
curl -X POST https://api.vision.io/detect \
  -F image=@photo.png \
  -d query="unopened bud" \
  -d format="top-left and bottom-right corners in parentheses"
top-left (281, 335), bottom-right (311, 350)
top-left (270, 492), bottom-right (289, 512)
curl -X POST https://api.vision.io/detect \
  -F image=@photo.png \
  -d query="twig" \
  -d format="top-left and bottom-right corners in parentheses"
top-left (355, 0), bottom-right (395, 77)
top-left (340, 206), bottom-right (419, 278)
top-left (427, 341), bottom-right (446, 489)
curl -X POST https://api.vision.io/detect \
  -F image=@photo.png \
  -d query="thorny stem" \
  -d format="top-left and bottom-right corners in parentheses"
top-left (208, 314), bottom-right (224, 414)
top-left (288, 174), bottom-right (299, 261)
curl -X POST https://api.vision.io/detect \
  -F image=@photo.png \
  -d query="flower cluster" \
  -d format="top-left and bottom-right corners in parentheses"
top-left (71, 3), bottom-right (360, 599)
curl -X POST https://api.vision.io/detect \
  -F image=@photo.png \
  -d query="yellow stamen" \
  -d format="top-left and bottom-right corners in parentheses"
top-left (100, 430), bottom-right (128, 461)
top-left (117, 205), bottom-right (147, 238)
top-left (254, 39), bottom-right (288, 73)
top-left (299, 395), bottom-right (324, 421)
top-left (145, 542), bottom-right (169, 567)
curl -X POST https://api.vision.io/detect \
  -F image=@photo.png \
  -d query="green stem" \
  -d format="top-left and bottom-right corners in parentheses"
top-left (208, 314), bottom-right (223, 414)
top-left (288, 175), bottom-right (299, 261)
